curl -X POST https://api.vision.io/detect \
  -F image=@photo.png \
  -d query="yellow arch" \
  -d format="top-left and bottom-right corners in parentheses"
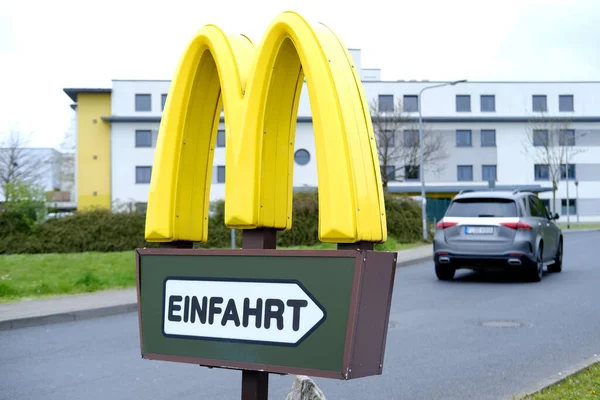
top-left (145, 11), bottom-right (387, 244)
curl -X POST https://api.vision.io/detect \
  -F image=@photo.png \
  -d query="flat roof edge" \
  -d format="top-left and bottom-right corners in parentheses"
top-left (63, 88), bottom-right (111, 102)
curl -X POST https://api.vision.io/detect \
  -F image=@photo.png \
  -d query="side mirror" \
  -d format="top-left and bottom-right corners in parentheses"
top-left (551, 213), bottom-right (560, 220)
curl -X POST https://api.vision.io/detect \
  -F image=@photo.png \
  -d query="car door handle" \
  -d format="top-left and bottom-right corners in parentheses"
top-left (546, 223), bottom-right (550, 227)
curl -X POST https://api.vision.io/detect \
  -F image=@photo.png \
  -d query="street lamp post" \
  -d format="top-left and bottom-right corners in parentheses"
top-left (575, 180), bottom-right (579, 224)
top-left (418, 79), bottom-right (467, 241)
top-left (566, 146), bottom-right (570, 229)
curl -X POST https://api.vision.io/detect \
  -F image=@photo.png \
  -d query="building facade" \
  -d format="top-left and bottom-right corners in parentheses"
top-left (64, 49), bottom-right (600, 222)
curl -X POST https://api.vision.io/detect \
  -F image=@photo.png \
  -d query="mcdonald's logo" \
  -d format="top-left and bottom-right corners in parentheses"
top-left (144, 11), bottom-right (387, 244)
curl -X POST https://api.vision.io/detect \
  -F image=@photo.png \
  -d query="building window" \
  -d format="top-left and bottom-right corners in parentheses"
top-left (559, 95), bottom-right (574, 112)
top-left (534, 164), bottom-right (550, 180)
top-left (135, 94), bottom-right (151, 111)
top-left (161, 94), bottom-right (168, 110)
top-left (561, 199), bottom-right (577, 215)
top-left (532, 95), bottom-right (547, 112)
top-left (456, 95), bottom-right (471, 112)
top-left (217, 129), bottom-right (226, 147)
top-left (559, 129), bottom-right (576, 146)
top-left (560, 164), bottom-right (576, 179)
top-left (404, 165), bottom-right (419, 181)
top-left (456, 130), bottom-right (472, 147)
top-left (382, 165), bottom-right (396, 181)
top-left (383, 130), bottom-right (395, 147)
top-left (480, 129), bottom-right (496, 146)
top-left (136, 166), bottom-right (152, 184)
top-left (457, 165), bottom-right (473, 181)
top-left (294, 149), bottom-right (311, 166)
top-left (482, 165), bottom-right (497, 181)
top-left (135, 130), bottom-right (152, 147)
top-left (378, 94), bottom-right (394, 113)
top-left (217, 166), bottom-right (226, 183)
top-left (403, 130), bottom-right (419, 147)
top-left (480, 95), bottom-right (495, 112)
top-left (533, 130), bottom-right (548, 146)
top-left (403, 95), bottom-right (418, 112)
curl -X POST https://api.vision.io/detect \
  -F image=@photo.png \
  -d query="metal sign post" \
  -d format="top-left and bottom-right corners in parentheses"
top-left (240, 229), bottom-right (275, 400)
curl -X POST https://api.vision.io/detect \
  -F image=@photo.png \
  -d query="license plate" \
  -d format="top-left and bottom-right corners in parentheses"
top-left (465, 226), bottom-right (494, 235)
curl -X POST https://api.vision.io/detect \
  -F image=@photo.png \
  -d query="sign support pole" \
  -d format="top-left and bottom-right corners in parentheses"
top-left (337, 241), bottom-right (374, 251)
top-left (240, 228), bottom-right (277, 400)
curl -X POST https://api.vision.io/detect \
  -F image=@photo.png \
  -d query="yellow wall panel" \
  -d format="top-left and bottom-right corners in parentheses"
top-left (76, 93), bottom-right (111, 210)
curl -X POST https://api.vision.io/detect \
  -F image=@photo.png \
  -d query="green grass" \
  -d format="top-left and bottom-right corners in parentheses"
top-left (558, 223), bottom-right (600, 230)
top-left (0, 240), bottom-right (424, 303)
top-left (522, 362), bottom-right (600, 399)
top-left (0, 251), bottom-right (135, 303)
top-left (284, 237), bottom-right (423, 252)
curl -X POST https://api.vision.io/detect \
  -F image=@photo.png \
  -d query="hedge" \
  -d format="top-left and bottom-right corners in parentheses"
top-left (0, 192), bottom-right (426, 254)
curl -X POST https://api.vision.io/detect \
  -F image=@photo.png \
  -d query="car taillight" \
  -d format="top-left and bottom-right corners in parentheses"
top-left (436, 221), bottom-right (458, 229)
top-left (500, 221), bottom-right (532, 230)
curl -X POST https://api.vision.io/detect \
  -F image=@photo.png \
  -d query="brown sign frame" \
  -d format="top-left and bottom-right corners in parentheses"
top-left (135, 247), bottom-right (397, 380)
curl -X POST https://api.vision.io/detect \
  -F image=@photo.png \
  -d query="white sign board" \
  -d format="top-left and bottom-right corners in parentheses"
top-left (163, 278), bottom-right (326, 346)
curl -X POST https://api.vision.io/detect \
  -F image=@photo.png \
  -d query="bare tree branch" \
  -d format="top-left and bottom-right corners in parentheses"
top-left (370, 97), bottom-right (448, 189)
top-left (55, 130), bottom-right (76, 194)
top-left (521, 112), bottom-right (587, 213)
top-left (0, 130), bottom-right (49, 203)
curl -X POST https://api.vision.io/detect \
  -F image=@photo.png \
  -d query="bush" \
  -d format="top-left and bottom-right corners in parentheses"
top-left (203, 191), bottom-right (423, 247)
top-left (278, 191), bottom-right (320, 247)
top-left (195, 200), bottom-right (242, 249)
top-left (0, 211), bottom-right (34, 236)
top-left (0, 191), bottom-right (425, 254)
top-left (383, 194), bottom-right (425, 243)
top-left (0, 209), bottom-right (150, 254)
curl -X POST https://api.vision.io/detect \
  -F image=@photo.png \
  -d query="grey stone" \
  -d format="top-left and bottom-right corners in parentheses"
top-left (285, 375), bottom-right (326, 400)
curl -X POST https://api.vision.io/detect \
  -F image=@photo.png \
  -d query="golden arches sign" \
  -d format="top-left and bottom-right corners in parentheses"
top-left (145, 11), bottom-right (387, 244)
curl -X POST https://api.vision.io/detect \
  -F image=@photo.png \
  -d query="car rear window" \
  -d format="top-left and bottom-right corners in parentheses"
top-left (445, 198), bottom-right (518, 218)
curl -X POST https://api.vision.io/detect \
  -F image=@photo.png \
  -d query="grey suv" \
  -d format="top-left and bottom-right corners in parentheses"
top-left (433, 190), bottom-right (563, 282)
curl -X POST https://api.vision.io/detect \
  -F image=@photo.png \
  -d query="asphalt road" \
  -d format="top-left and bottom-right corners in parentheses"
top-left (1, 231), bottom-right (599, 400)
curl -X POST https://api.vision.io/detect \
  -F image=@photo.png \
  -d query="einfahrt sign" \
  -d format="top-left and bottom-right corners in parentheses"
top-left (136, 247), bottom-right (397, 380)
top-left (163, 278), bottom-right (326, 346)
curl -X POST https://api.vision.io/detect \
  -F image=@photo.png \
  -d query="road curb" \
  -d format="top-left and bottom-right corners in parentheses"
top-left (562, 228), bottom-right (600, 233)
top-left (397, 255), bottom-right (431, 268)
top-left (511, 353), bottom-right (600, 399)
top-left (0, 302), bottom-right (138, 331)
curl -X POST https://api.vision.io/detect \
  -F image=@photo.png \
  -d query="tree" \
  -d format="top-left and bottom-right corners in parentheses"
top-left (0, 130), bottom-right (47, 203)
top-left (370, 97), bottom-right (447, 189)
top-left (0, 130), bottom-right (49, 222)
top-left (522, 112), bottom-right (586, 214)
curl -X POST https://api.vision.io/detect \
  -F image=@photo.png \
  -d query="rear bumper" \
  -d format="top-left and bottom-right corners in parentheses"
top-left (434, 251), bottom-right (537, 270)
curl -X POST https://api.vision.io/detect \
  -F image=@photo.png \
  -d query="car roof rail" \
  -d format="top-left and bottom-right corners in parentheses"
top-left (513, 189), bottom-right (534, 195)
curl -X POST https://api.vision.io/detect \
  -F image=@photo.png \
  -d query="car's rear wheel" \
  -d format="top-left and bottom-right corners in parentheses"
top-left (548, 237), bottom-right (563, 273)
top-left (435, 263), bottom-right (455, 281)
top-left (529, 245), bottom-right (543, 282)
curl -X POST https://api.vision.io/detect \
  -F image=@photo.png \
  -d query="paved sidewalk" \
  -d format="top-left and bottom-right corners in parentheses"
top-left (0, 288), bottom-right (137, 331)
top-left (396, 244), bottom-right (433, 267)
top-left (0, 245), bottom-right (432, 331)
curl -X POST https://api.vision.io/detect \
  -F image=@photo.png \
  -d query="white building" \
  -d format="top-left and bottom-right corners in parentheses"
top-left (64, 49), bottom-right (600, 222)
